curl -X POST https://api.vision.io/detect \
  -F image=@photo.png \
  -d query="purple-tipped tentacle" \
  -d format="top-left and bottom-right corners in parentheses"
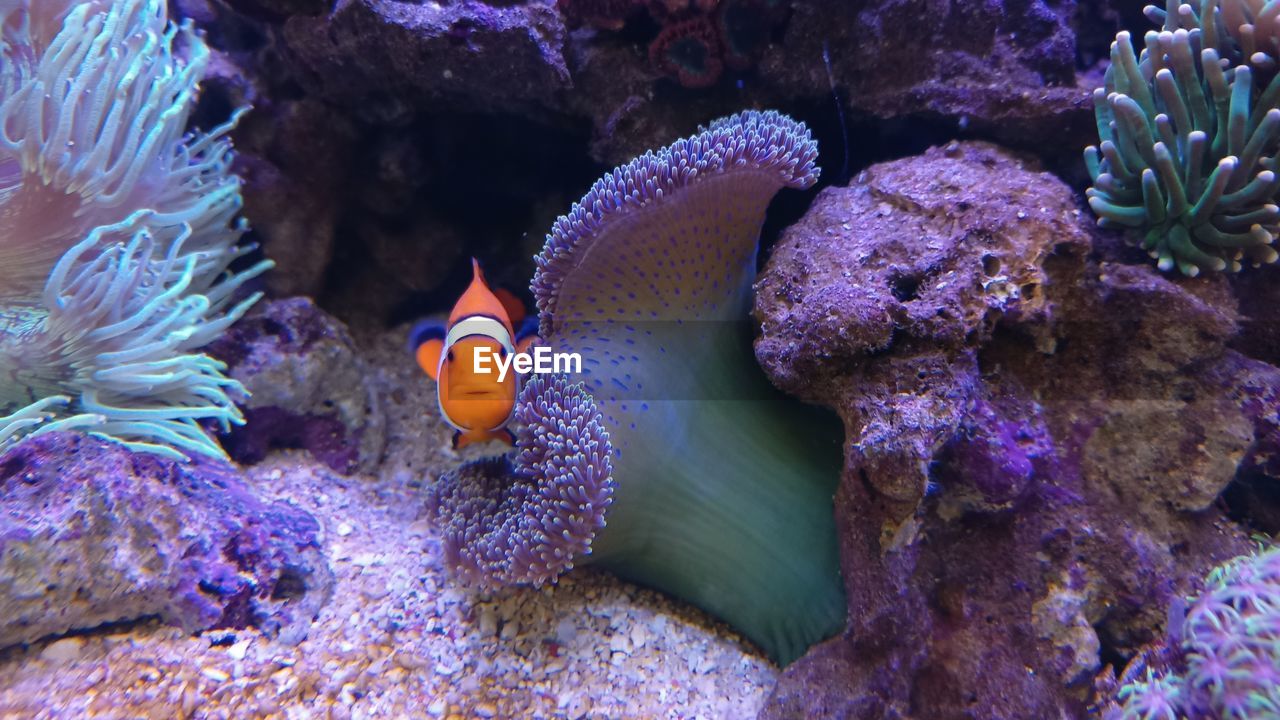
top-left (532, 110), bottom-right (820, 336)
top-left (426, 374), bottom-right (613, 588)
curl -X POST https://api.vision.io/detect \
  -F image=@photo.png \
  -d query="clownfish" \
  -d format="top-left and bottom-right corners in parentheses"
top-left (409, 259), bottom-right (539, 449)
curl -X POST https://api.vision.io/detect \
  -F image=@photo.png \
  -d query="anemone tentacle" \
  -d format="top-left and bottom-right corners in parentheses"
top-left (1146, 0), bottom-right (1280, 76)
top-left (0, 0), bottom-right (271, 460)
top-left (1085, 27), bottom-right (1280, 274)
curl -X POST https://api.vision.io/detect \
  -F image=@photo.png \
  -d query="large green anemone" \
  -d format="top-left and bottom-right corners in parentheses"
top-left (1085, 26), bottom-right (1280, 274)
top-left (428, 110), bottom-right (846, 665)
top-left (0, 0), bottom-right (269, 460)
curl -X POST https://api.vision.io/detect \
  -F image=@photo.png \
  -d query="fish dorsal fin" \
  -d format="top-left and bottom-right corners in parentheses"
top-left (450, 258), bottom-right (514, 333)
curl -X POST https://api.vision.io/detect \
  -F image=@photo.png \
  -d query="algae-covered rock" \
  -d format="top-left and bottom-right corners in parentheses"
top-left (209, 298), bottom-right (386, 475)
top-left (0, 433), bottom-right (333, 649)
top-left (755, 141), bottom-right (1270, 719)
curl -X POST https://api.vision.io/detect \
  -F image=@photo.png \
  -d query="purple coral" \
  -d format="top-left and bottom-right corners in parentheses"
top-left (426, 374), bottom-right (613, 588)
top-left (1107, 544), bottom-right (1280, 719)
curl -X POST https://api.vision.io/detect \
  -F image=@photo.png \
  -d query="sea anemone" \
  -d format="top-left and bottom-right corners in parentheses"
top-left (1146, 0), bottom-right (1280, 74)
top-left (428, 374), bottom-right (614, 587)
top-left (431, 110), bottom-right (846, 666)
top-left (1084, 28), bottom-right (1280, 274)
top-left (0, 0), bottom-right (270, 460)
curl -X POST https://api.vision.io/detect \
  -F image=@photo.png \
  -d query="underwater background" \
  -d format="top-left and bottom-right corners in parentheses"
top-left (2, 0), bottom-right (1280, 718)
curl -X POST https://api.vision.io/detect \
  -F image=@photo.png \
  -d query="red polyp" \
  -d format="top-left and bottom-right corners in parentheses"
top-left (649, 17), bottom-right (724, 88)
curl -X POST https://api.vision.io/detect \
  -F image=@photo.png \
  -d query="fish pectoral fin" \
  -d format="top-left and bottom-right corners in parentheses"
top-left (416, 338), bottom-right (444, 381)
top-left (409, 319), bottom-right (446, 380)
top-left (515, 334), bottom-right (540, 355)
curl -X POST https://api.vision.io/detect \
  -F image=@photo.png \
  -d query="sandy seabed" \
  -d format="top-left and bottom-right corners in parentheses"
top-left (0, 326), bottom-right (777, 720)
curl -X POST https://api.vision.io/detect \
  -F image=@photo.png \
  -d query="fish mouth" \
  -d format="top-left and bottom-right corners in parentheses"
top-left (452, 386), bottom-right (504, 399)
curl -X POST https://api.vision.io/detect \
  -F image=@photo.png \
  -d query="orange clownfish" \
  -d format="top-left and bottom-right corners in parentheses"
top-left (409, 259), bottom-right (539, 449)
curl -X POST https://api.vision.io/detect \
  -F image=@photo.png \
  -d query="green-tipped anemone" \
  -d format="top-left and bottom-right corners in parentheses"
top-left (1084, 28), bottom-right (1280, 274)
top-left (0, 0), bottom-right (270, 461)
top-left (1146, 0), bottom-right (1280, 74)
top-left (428, 110), bottom-right (846, 665)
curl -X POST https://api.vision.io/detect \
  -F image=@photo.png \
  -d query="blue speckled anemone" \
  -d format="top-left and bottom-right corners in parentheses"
top-left (429, 110), bottom-right (846, 665)
top-left (428, 374), bottom-right (614, 586)
top-left (0, 0), bottom-right (270, 460)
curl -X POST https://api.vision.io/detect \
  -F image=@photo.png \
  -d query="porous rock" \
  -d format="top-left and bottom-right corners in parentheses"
top-left (280, 0), bottom-right (571, 119)
top-left (754, 141), bottom-right (1269, 718)
top-left (0, 433), bottom-right (333, 649)
top-left (209, 298), bottom-right (386, 474)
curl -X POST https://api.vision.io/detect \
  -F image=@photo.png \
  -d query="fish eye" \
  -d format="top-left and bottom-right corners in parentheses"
top-left (447, 350), bottom-right (455, 362)
top-left (497, 347), bottom-right (508, 358)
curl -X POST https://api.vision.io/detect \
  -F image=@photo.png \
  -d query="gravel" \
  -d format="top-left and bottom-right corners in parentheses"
top-left (0, 324), bottom-right (778, 719)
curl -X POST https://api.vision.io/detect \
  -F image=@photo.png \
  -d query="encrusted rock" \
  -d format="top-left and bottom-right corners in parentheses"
top-left (754, 141), bottom-right (1271, 719)
top-left (0, 433), bottom-right (333, 649)
top-left (759, 0), bottom-right (1090, 151)
top-left (564, 0), bottom-right (1093, 163)
top-left (756, 141), bottom-right (1082, 503)
top-left (280, 0), bottom-right (571, 119)
top-left (209, 298), bottom-right (386, 474)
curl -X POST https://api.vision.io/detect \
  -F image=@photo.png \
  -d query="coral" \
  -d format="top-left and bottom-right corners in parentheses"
top-left (0, 431), bottom-right (333, 649)
top-left (1085, 28), bottom-right (1280, 275)
top-left (0, 0), bottom-right (270, 460)
top-left (648, 17), bottom-right (724, 88)
top-left (427, 374), bottom-right (614, 587)
top-left (433, 110), bottom-right (845, 666)
top-left (1105, 544), bottom-right (1280, 719)
top-left (1114, 670), bottom-right (1185, 720)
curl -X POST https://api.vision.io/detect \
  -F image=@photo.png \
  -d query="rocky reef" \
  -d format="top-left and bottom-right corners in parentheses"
top-left (208, 297), bottom-right (387, 474)
top-left (0, 432), bottom-right (332, 648)
top-left (753, 141), bottom-right (1275, 717)
top-left (178, 0), bottom-right (1102, 320)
